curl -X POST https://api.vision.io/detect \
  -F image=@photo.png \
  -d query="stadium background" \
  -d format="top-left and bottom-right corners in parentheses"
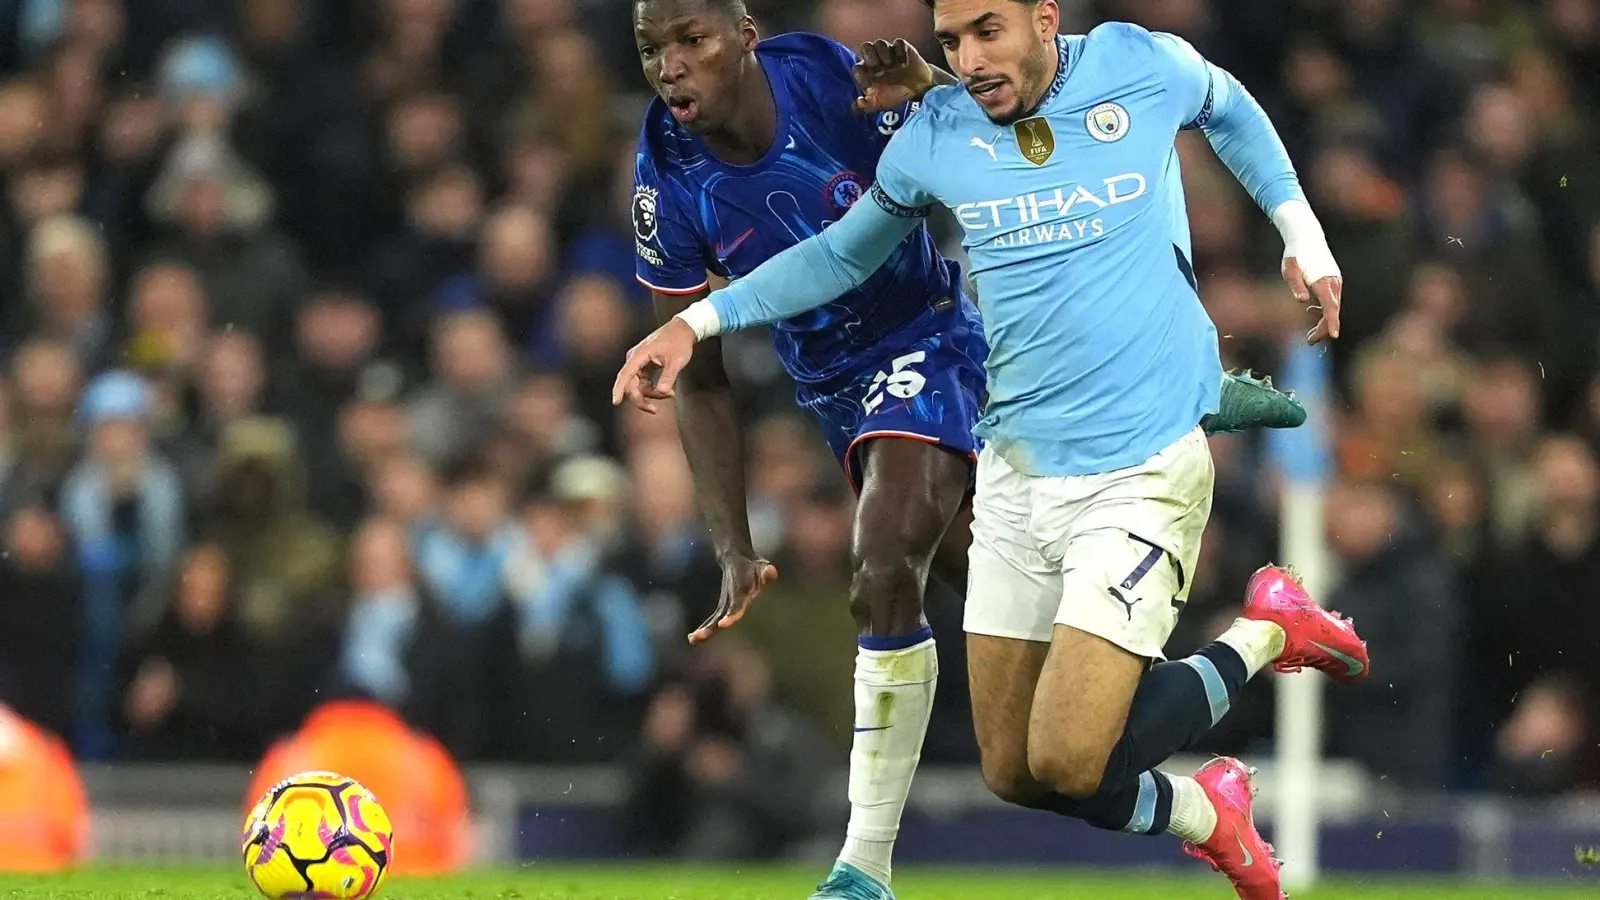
top-left (0, 0), bottom-right (1596, 890)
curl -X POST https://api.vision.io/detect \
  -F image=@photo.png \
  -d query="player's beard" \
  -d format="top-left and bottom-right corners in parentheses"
top-left (992, 41), bottom-right (1052, 125)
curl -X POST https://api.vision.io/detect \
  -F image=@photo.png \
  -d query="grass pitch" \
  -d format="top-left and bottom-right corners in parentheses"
top-left (0, 865), bottom-right (1593, 899)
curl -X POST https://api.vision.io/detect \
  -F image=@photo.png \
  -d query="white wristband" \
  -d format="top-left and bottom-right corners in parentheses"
top-left (1271, 199), bottom-right (1340, 284)
top-left (674, 300), bottom-right (723, 342)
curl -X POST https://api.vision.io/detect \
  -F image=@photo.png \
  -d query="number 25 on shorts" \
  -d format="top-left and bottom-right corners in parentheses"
top-left (862, 350), bottom-right (927, 414)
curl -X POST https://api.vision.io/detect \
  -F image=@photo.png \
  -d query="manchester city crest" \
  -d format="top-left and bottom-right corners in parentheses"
top-left (1086, 102), bottom-right (1130, 143)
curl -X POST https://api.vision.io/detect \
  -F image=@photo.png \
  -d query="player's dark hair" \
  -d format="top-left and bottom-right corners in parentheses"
top-left (634, 0), bottom-right (749, 20)
top-left (920, 0), bottom-right (1039, 6)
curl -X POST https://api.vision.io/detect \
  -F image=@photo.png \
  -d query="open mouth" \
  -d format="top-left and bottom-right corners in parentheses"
top-left (969, 80), bottom-right (1008, 100)
top-left (666, 95), bottom-right (699, 123)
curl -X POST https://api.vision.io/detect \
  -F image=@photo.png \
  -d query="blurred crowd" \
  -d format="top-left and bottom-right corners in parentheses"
top-left (0, 0), bottom-right (1594, 862)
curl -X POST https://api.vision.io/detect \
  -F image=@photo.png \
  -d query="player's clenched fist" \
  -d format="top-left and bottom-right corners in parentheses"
top-left (853, 38), bottom-right (934, 113)
top-left (612, 318), bottom-right (698, 414)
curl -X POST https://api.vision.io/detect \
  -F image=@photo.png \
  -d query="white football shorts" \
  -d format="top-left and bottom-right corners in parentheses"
top-left (963, 426), bottom-right (1215, 659)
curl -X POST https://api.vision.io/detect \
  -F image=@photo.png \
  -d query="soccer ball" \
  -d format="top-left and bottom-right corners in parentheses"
top-left (242, 771), bottom-right (394, 900)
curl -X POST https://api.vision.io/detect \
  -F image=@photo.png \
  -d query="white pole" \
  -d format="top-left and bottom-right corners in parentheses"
top-left (1275, 488), bottom-right (1327, 889)
top-left (1263, 339), bottom-right (1337, 891)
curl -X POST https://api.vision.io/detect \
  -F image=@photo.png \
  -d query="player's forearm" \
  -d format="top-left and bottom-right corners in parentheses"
top-left (1199, 64), bottom-right (1305, 217)
top-left (652, 291), bottom-right (759, 558)
top-left (1199, 65), bottom-right (1338, 275)
top-left (677, 198), bottom-right (918, 339)
top-left (675, 370), bottom-right (759, 560)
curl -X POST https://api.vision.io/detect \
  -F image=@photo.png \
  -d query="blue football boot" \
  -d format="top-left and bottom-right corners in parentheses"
top-left (808, 861), bottom-right (895, 900)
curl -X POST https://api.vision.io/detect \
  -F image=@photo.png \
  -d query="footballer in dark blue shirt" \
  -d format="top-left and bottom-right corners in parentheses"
top-left (627, 3), bottom-right (1301, 897)
top-left (631, 8), bottom-right (977, 894)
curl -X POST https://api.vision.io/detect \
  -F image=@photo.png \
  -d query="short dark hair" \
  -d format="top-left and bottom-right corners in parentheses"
top-left (921, 0), bottom-right (1038, 6)
top-left (635, 0), bottom-right (748, 19)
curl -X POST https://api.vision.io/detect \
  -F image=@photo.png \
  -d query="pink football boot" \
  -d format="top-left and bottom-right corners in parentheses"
top-left (1243, 565), bottom-right (1370, 685)
top-left (1184, 757), bottom-right (1285, 900)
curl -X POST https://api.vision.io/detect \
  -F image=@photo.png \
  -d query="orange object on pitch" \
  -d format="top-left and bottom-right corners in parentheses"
top-left (0, 706), bottom-right (89, 871)
top-left (246, 700), bottom-right (470, 874)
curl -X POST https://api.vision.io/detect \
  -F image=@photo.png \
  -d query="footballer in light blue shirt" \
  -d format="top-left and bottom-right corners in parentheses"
top-left (623, 13), bottom-right (1342, 478)
top-left (616, 3), bottom-right (1359, 899)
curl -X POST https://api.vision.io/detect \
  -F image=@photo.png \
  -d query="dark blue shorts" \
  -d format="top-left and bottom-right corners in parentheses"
top-left (797, 322), bottom-right (987, 491)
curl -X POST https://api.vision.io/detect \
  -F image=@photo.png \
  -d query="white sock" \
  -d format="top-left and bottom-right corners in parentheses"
top-left (837, 636), bottom-right (938, 885)
top-left (1216, 617), bottom-right (1286, 678)
top-left (1167, 774), bottom-right (1219, 842)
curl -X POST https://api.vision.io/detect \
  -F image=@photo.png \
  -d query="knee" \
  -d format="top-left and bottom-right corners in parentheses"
top-left (1028, 747), bottom-right (1108, 801)
top-left (847, 554), bottom-right (926, 626)
top-left (980, 758), bottom-right (1045, 807)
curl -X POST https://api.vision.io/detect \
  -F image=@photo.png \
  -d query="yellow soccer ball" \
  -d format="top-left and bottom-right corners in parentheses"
top-left (242, 771), bottom-right (394, 900)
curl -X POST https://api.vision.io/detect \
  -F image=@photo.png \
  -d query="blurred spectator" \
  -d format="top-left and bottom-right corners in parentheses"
top-left (503, 372), bottom-right (602, 488)
top-left (171, 330), bottom-right (269, 506)
top-left (278, 288), bottom-right (392, 428)
top-left (124, 261), bottom-right (210, 381)
top-left (443, 202), bottom-right (557, 353)
top-left (206, 417), bottom-right (343, 732)
top-left (145, 129), bottom-right (307, 350)
top-left (1494, 674), bottom-right (1594, 795)
top-left (120, 543), bottom-right (260, 760)
top-left (1322, 477), bottom-right (1459, 787)
top-left (625, 638), bottom-right (831, 860)
top-left (15, 215), bottom-right (114, 372)
top-left (370, 451), bottom-right (438, 525)
top-left (408, 454), bottom-right (517, 757)
top-left (9, 152), bottom-right (87, 234)
top-left (5, 342), bottom-right (76, 512)
top-left (157, 36), bottom-right (242, 139)
top-left (0, 79), bottom-right (48, 172)
top-left (407, 309), bottom-right (514, 465)
top-left (231, 0), bottom-right (373, 271)
top-left (616, 443), bottom-right (720, 656)
top-left (369, 160), bottom-right (483, 352)
top-left (59, 371), bottom-right (184, 757)
top-left (1337, 344), bottom-right (1442, 493)
top-left (1469, 435), bottom-right (1600, 764)
top-left (1461, 354), bottom-right (1544, 547)
top-left (0, 508), bottom-right (81, 737)
top-left (365, 0), bottom-right (462, 105)
top-left (735, 478), bottom-right (858, 745)
top-left (550, 273), bottom-right (638, 441)
top-left (499, 478), bottom-right (655, 761)
top-left (85, 87), bottom-right (168, 251)
top-left (339, 517), bottom-right (426, 710)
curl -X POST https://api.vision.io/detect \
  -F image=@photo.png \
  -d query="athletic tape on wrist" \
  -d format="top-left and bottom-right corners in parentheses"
top-left (675, 301), bottom-right (722, 341)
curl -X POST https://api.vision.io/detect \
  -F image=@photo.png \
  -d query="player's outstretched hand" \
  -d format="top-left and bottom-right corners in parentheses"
top-left (853, 38), bottom-right (935, 113)
top-left (613, 318), bottom-right (697, 414)
top-left (689, 553), bottom-right (778, 645)
top-left (1282, 256), bottom-right (1343, 345)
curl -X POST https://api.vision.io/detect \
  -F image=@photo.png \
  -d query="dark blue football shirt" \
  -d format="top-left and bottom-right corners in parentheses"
top-left (632, 32), bottom-right (980, 390)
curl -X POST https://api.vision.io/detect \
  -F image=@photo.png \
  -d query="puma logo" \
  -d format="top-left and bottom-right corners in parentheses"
top-left (1107, 586), bottom-right (1139, 621)
top-left (969, 136), bottom-right (998, 162)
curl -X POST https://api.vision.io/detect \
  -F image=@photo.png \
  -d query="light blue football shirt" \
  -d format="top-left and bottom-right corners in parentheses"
top-left (708, 23), bottom-right (1306, 477)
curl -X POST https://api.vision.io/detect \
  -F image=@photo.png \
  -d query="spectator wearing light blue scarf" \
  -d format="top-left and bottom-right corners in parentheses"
top-left (340, 518), bottom-right (422, 708)
top-left (58, 371), bottom-right (185, 759)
